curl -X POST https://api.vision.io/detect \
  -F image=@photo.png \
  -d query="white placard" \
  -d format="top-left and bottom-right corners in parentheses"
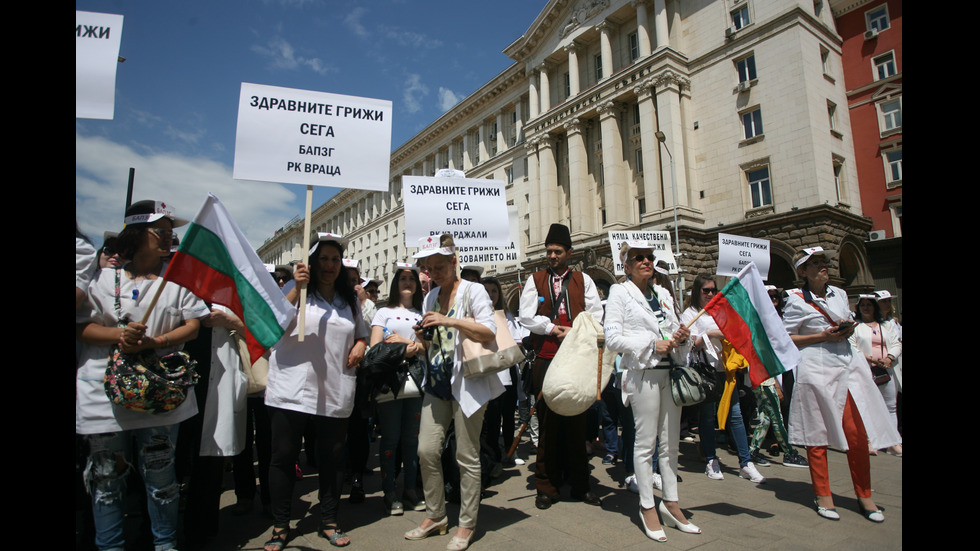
top-left (717, 233), bottom-right (770, 279)
top-left (76, 11), bottom-right (124, 120)
top-left (402, 175), bottom-right (510, 246)
top-left (233, 83), bottom-right (392, 190)
top-left (608, 230), bottom-right (677, 276)
top-left (456, 207), bottom-right (523, 269)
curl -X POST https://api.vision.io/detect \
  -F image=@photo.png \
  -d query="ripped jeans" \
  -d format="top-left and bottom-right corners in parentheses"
top-left (83, 425), bottom-right (180, 551)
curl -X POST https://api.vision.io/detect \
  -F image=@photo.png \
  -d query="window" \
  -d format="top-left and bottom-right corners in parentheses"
top-left (594, 54), bottom-right (603, 80)
top-left (747, 166), bottom-right (772, 208)
top-left (732, 5), bottom-right (750, 30)
top-left (506, 166), bottom-right (514, 184)
top-left (820, 45), bottom-right (831, 75)
top-left (633, 103), bottom-right (641, 125)
top-left (827, 100), bottom-right (840, 135)
top-left (563, 72), bottom-right (570, 97)
top-left (832, 156), bottom-right (845, 203)
top-left (741, 107), bottom-right (764, 140)
top-left (736, 54), bottom-right (757, 83)
top-left (629, 32), bottom-right (640, 62)
top-left (865, 5), bottom-right (890, 32)
top-left (634, 148), bottom-right (643, 173)
top-left (883, 149), bottom-right (902, 185)
top-left (878, 98), bottom-right (902, 134)
top-left (873, 51), bottom-right (896, 80)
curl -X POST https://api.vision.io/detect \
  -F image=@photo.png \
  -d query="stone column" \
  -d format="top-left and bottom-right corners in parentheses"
top-left (653, 0), bottom-right (668, 50)
top-left (496, 110), bottom-right (506, 152)
top-left (632, 0), bottom-right (652, 57)
top-left (536, 136), bottom-right (559, 243)
top-left (564, 118), bottom-right (595, 235)
top-left (598, 101), bottom-right (630, 228)
top-left (448, 140), bottom-right (457, 171)
top-left (634, 81), bottom-right (661, 212)
top-left (654, 71), bottom-right (691, 211)
top-left (478, 122), bottom-right (488, 165)
top-left (528, 69), bottom-right (539, 120)
top-left (595, 21), bottom-right (616, 81)
top-left (539, 62), bottom-right (551, 113)
top-left (565, 43), bottom-right (580, 98)
top-left (422, 156), bottom-right (431, 177)
top-left (526, 139), bottom-right (542, 244)
top-left (463, 132), bottom-right (473, 171)
top-left (514, 101), bottom-right (524, 144)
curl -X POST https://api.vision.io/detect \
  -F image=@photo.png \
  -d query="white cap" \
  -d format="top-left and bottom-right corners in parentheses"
top-left (460, 265), bottom-right (485, 277)
top-left (858, 293), bottom-right (877, 300)
top-left (393, 262), bottom-right (420, 273)
top-left (874, 290), bottom-right (894, 301)
top-left (309, 232), bottom-right (347, 256)
top-left (794, 246), bottom-right (838, 269)
top-left (413, 234), bottom-right (455, 259)
top-left (435, 168), bottom-right (466, 178)
top-left (343, 258), bottom-right (359, 269)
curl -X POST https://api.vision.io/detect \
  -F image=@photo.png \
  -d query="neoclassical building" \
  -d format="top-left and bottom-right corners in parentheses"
top-left (258, 0), bottom-right (878, 310)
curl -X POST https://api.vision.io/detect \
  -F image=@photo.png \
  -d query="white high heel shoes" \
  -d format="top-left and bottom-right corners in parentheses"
top-left (639, 508), bottom-right (667, 542)
top-left (658, 501), bottom-right (702, 534)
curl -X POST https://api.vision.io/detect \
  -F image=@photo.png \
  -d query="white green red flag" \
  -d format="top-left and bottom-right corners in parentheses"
top-left (164, 193), bottom-right (294, 364)
top-left (703, 262), bottom-right (800, 387)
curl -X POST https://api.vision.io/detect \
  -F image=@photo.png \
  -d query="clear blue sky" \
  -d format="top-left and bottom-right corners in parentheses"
top-left (76, 0), bottom-right (546, 249)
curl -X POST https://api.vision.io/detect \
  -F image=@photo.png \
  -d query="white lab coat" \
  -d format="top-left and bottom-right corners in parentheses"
top-left (782, 286), bottom-right (901, 450)
top-left (199, 315), bottom-right (248, 457)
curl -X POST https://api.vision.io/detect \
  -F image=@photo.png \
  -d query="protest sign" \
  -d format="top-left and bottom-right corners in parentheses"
top-left (402, 175), bottom-right (510, 246)
top-left (608, 230), bottom-right (676, 276)
top-left (717, 233), bottom-right (770, 279)
top-left (456, 207), bottom-right (522, 269)
top-left (76, 11), bottom-right (124, 120)
top-left (233, 82), bottom-right (392, 190)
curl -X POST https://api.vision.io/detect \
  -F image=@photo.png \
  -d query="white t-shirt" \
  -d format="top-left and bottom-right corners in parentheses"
top-left (372, 306), bottom-right (422, 341)
top-left (76, 264), bottom-right (210, 434)
top-left (265, 291), bottom-right (369, 418)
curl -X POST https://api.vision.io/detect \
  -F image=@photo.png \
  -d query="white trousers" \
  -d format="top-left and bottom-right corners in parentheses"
top-left (626, 369), bottom-right (680, 507)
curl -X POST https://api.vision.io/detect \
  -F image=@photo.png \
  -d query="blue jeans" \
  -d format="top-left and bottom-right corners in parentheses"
top-left (699, 391), bottom-right (752, 466)
top-left (376, 397), bottom-right (423, 494)
top-left (598, 384), bottom-right (620, 458)
top-left (83, 425), bottom-right (180, 551)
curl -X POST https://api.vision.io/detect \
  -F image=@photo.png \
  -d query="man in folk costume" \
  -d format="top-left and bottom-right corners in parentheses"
top-left (519, 223), bottom-right (604, 509)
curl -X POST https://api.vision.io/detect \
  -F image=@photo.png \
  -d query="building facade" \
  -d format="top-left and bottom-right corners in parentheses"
top-left (259, 0), bottom-right (879, 310)
top-left (830, 0), bottom-right (901, 310)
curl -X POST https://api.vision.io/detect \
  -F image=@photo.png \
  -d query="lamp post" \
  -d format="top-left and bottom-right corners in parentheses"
top-left (655, 130), bottom-right (684, 307)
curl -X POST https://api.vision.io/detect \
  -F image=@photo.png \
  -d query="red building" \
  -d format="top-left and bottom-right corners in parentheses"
top-left (832, 0), bottom-right (901, 302)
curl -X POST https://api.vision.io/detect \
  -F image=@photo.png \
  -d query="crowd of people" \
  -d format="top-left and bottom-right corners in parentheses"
top-left (76, 199), bottom-right (902, 551)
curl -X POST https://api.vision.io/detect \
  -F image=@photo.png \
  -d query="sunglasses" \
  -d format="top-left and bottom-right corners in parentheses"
top-left (148, 227), bottom-right (176, 240)
top-left (701, 287), bottom-right (718, 294)
top-left (630, 254), bottom-right (655, 263)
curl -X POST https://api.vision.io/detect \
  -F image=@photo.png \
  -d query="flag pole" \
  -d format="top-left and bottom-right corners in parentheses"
top-left (138, 280), bottom-right (168, 325)
top-left (298, 185), bottom-right (313, 342)
top-left (683, 307), bottom-right (707, 330)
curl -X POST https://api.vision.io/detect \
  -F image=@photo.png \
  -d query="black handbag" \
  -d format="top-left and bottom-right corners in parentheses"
top-left (689, 348), bottom-right (724, 403)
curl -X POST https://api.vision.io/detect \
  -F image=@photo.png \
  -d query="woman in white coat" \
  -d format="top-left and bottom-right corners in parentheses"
top-left (264, 233), bottom-right (368, 549)
top-left (603, 241), bottom-right (698, 542)
top-left (783, 247), bottom-right (900, 523)
top-left (404, 234), bottom-right (503, 551)
top-left (850, 295), bottom-right (902, 457)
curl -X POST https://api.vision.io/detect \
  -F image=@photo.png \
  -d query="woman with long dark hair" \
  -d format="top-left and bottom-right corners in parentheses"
top-left (76, 200), bottom-right (208, 551)
top-left (783, 247), bottom-right (899, 522)
top-left (680, 274), bottom-right (764, 483)
top-left (263, 233), bottom-right (367, 549)
top-left (849, 295), bottom-right (902, 457)
top-left (370, 262), bottom-right (426, 516)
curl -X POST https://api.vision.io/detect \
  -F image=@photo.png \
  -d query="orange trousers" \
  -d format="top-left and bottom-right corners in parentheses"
top-left (805, 393), bottom-right (872, 499)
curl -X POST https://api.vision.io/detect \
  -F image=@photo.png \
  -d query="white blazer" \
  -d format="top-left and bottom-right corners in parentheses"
top-left (604, 280), bottom-right (691, 405)
top-left (849, 320), bottom-right (902, 361)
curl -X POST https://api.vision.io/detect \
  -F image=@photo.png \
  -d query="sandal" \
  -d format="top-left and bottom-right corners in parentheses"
top-left (319, 524), bottom-right (351, 547)
top-left (264, 527), bottom-right (289, 551)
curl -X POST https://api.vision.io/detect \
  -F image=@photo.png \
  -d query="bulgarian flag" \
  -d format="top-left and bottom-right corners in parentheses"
top-left (703, 262), bottom-right (800, 388)
top-left (164, 193), bottom-right (294, 364)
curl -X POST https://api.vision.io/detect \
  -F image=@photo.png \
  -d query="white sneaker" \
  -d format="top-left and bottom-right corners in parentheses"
top-left (513, 457), bottom-right (526, 465)
top-left (625, 474), bottom-right (639, 494)
top-left (739, 461), bottom-right (766, 483)
top-left (652, 472), bottom-right (663, 491)
top-left (705, 459), bottom-right (724, 480)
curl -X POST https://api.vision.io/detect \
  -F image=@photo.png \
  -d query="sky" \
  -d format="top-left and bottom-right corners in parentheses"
top-left (76, 0), bottom-right (547, 250)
